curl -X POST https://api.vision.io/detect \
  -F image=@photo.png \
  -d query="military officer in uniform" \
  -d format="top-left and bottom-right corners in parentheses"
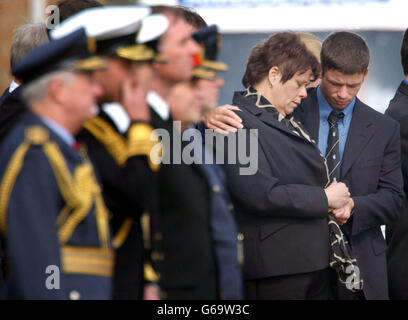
top-left (51, 6), bottom-right (168, 299)
top-left (0, 28), bottom-right (111, 299)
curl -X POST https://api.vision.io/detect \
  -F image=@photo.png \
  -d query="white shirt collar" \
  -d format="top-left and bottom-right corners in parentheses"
top-left (147, 90), bottom-right (170, 121)
top-left (9, 80), bottom-right (19, 93)
top-left (102, 102), bottom-right (130, 134)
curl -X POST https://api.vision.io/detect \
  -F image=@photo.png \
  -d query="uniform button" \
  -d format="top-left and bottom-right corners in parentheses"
top-left (212, 185), bottom-right (220, 193)
top-left (69, 290), bottom-right (80, 300)
top-left (237, 233), bottom-right (244, 241)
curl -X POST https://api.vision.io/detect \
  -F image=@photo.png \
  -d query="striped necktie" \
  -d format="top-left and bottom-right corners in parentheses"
top-left (326, 111), bottom-right (344, 182)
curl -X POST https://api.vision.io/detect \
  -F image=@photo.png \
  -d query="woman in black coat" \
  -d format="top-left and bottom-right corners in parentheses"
top-left (214, 32), bottom-right (351, 299)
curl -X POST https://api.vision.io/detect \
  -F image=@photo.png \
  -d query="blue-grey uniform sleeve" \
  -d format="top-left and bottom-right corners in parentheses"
top-left (4, 147), bottom-right (65, 299)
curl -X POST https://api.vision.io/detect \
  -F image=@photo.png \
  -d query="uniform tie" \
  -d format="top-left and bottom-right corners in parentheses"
top-left (326, 111), bottom-right (344, 182)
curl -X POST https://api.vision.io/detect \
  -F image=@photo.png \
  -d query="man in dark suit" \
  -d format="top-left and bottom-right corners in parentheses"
top-left (148, 5), bottom-right (218, 300)
top-left (293, 32), bottom-right (404, 300)
top-left (384, 28), bottom-right (408, 299)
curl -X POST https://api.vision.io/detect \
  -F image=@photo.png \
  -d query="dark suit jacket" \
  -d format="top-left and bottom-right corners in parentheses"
top-left (294, 87), bottom-right (404, 300)
top-left (150, 108), bottom-right (217, 299)
top-left (0, 86), bottom-right (26, 142)
top-left (0, 88), bottom-right (9, 107)
top-left (222, 92), bottom-right (331, 281)
top-left (384, 80), bottom-right (408, 299)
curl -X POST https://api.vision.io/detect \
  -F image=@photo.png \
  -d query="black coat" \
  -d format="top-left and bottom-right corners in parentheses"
top-left (221, 91), bottom-right (331, 281)
top-left (149, 108), bottom-right (217, 299)
top-left (295, 87), bottom-right (404, 300)
top-left (0, 86), bottom-right (26, 142)
top-left (77, 110), bottom-right (158, 299)
top-left (384, 81), bottom-right (408, 299)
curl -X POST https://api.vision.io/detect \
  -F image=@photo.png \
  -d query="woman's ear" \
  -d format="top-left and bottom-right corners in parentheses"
top-left (268, 66), bottom-right (281, 87)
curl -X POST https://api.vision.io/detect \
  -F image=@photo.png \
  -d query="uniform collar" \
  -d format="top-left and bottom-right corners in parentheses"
top-left (9, 80), bottom-right (19, 93)
top-left (102, 102), bottom-right (130, 134)
top-left (40, 116), bottom-right (75, 147)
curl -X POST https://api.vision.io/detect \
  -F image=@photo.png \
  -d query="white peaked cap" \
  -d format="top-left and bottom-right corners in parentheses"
top-left (137, 14), bottom-right (169, 44)
top-left (50, 6), bottom-right (151, 41)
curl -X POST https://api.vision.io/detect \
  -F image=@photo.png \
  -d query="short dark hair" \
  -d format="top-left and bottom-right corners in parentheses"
top-left (401, 28), bottom-right (408, 76)
top-left (57, 0), bottom-right (103, 22)
top-left (151, 5), bottom-right (207, 29)
top-left (321, 31), bottom-right (369, 75)
top-left (242, 32), bottom-right (320, 88)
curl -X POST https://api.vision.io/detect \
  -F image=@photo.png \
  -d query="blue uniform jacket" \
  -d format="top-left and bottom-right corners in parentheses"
top-left (0, 110), bottom-right (112, 300)
top-left (196, 123), bottom-right (243, 299)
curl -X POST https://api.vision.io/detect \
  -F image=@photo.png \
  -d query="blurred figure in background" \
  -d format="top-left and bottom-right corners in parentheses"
top-left (385, 27), bottom-right (408, 300)
top-left (148, 5), bottom-right (219, 300)
top-left (0, 23), bottom-right (49, 139)
top-left (51, 6), bottom-right (168, 300)
top-left (169, 24), bottom-right (244, 300)
top-left (56, 0), bottom-right (103, 23)
top-left (192, 25), bottom-right (227, 113)
top-left (298, 32), bottom-right (322, 88)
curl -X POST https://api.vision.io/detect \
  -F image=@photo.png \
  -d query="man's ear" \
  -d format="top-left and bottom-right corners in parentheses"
top-left (268, 66), bottom-right (281, 86)
top-left (48, 77), bottom-right (67, 104)
top-left (363, 68), bottom-right (369, 81)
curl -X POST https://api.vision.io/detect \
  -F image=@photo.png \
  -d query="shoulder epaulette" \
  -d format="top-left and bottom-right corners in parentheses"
top-left (83, 117), bottom-right (127, 166)
top-left (84, 116), bottom-right (161, 171)
top-left (127, 123), bottom-right (161, 172)
top-left (0, 126), bottom-right (50, 235)
top-left (25, 125), bottom-right (50, 145)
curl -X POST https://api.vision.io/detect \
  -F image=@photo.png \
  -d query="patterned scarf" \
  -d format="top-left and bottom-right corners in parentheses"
top-left (243, 87), bottom-right (363, 294)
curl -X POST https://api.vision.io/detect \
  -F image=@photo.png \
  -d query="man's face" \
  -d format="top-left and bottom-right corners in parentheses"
top-left (320, 69), bottom-right (368, 111)
top-left (154, 15), bottom-right (200, 83)
top-left (93, 57), bottom-right (153, 104)
top-left (63, 72), bottom-right (103, 125)
top-left (169, 80), bottom-right (202, 127)
top-left (196, 75), bottom-right (225, 111)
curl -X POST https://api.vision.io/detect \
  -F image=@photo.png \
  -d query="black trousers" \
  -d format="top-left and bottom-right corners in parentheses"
top-left (162, 269), bottom-right (218, 300)
top-left (245, 268), bottom-right (332, 300)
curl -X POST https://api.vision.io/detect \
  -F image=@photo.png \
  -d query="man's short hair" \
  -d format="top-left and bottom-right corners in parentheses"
top-left (57, 0), bottom-right (103, 22)
top-left (321, 31), bottom-right (370, 75)
top-left (22, 71), bottom-right (73, 106)
top-left (401, 28), bottom-right (408, 76)
top-left (10, 23), bottom-right (49, 68)
top-left (151, 5), bottom-right (207, 29)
